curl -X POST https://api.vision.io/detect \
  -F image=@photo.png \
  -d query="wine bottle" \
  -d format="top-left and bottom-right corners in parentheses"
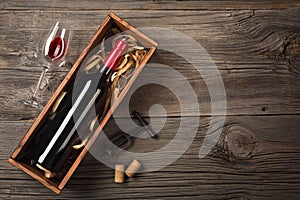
top-left (33, 40), bottom-right (128, 177)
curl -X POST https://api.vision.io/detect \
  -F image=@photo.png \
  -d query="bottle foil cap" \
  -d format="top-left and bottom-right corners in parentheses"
top-left (103, 40), bottom-right (128, 69)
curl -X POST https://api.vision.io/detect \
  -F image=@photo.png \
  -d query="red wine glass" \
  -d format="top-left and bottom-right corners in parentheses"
top-left (20, 22), bottom-right (72, 109)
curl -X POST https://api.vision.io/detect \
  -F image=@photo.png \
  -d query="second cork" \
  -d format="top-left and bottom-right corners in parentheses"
top-left (125, 159), bottom-right (142, 178)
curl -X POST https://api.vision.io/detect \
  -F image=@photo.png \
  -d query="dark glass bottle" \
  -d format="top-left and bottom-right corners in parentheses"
top-left (33, 40), bottom-right (128, 176)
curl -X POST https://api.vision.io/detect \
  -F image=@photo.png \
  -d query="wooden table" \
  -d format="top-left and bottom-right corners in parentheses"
top-left (1, 1), bottom-right (300, 199)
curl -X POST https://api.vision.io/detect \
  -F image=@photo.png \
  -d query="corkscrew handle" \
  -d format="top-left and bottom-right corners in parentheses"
top-left (132, 111), bottom-right (156, 138)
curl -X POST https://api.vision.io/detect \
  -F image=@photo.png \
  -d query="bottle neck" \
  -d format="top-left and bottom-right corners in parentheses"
top-left (102, 40), bottom-right (128, 71)
top-left (99, 64), bottom-right (112, 78)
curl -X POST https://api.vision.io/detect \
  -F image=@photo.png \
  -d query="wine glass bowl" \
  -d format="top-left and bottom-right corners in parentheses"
top-left (20, 22), bottom-right (72, 109)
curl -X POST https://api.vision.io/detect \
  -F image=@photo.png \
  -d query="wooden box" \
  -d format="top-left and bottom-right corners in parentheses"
top-left (8, 12), bottom-right (157, 194)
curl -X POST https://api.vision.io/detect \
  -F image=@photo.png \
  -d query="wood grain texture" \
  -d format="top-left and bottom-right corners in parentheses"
top-left (1, 0), bottom-right (300, 199)
top-left (1, 116), bottom-right (300, 199)
top-left (0, 9), bottom-right (300, 120)
top-left (1, 0), bottom-right (300, 10)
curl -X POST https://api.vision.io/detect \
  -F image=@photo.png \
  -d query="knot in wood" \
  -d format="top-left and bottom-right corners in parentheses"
top-left (225, 126), bottom-right (257, 160)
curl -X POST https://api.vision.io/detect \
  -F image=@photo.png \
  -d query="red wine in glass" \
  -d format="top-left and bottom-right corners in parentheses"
top-left (48, 35), bottom-right (66, 60)
top-left (20, 22), bottom-right (72, 109)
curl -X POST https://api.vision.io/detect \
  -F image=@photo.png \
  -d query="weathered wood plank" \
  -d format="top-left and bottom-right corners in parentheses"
top-left (1, 0), bottom-right (299, 199)
top-left (1, 115), bottom-right (300, 199)
top-left (1, 0), bottom-right (300, 11)
top-left (0, 10), bottom-right (299, 120)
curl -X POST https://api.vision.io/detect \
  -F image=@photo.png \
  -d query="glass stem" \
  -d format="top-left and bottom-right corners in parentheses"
top-left (32, 67), bottom-right (49, 99)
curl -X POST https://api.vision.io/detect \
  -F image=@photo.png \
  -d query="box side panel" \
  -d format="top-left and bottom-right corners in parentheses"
top-left (8, 158), bottom-right (61, 194)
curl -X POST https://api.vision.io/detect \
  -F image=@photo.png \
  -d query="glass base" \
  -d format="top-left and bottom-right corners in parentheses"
top-left (19, 98), bottom-right (44, 110)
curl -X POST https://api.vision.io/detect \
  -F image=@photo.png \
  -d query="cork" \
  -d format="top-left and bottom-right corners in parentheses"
top-left (125, 159), bottom-right (142, 178)
top-left (114, 164), bottom-right (125, 183)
